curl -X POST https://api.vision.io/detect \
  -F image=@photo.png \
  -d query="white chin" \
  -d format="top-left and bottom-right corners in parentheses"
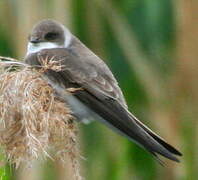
top-left (26, 42), bottom-right (63, 55)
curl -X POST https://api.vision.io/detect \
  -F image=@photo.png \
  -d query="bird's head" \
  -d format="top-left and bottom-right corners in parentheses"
top-left (27, 19), bottom-right (72, 55)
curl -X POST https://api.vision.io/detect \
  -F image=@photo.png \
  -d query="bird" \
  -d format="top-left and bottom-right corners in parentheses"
top-left (25, 19), bottom-right (182, 163)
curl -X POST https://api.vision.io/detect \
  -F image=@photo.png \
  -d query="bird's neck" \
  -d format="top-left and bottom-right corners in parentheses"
top-left (26, 42), bottom-right (64, 56)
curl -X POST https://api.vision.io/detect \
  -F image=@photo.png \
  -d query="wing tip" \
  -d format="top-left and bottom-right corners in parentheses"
top-left (129, 113), bottom-right (183, 159)
top-left (150, 144), bottom-right (182, 163)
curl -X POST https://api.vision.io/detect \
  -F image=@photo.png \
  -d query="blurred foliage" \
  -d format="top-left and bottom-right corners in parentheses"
top-left (0, 0), bottom-right (197, 180)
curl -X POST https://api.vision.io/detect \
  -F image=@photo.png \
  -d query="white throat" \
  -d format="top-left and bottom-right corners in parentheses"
top-left (26, 27), bottom-right (72, 56)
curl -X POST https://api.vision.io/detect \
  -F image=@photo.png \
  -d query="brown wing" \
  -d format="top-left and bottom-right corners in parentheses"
top-left (65, 55), bottom-right (128, 109)
top-left (26, 46), bottom-right (127, 109)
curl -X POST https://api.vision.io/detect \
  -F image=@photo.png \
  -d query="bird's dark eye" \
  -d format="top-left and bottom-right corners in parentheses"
top-left (45, 32), bottom-right (58, 40)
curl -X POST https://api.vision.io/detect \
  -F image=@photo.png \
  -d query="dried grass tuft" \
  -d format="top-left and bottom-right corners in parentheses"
top-left (0, 57), bottom-right (81, 179)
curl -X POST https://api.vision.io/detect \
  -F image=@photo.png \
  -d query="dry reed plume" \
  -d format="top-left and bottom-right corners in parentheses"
top-left (0, 57), bottom-right (81, 179)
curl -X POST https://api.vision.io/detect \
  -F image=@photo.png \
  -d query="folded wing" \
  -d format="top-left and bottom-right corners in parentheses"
top-left (25, 47), bottom-right (182, 162)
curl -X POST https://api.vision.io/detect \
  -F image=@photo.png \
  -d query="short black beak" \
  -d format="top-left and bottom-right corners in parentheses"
top-left (30, 37), bottom-right (41, 44)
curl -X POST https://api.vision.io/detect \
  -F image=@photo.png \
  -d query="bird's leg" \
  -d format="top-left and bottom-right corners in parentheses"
top-left (66, 87), bottom-right (84, 94)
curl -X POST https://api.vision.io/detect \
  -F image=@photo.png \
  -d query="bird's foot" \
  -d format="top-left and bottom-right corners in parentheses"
top-left (66, 87), bottom-right (84, 94)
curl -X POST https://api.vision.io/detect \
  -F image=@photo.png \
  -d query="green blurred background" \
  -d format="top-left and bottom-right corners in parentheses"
top-left (0, 0), bottom-right (197, 179)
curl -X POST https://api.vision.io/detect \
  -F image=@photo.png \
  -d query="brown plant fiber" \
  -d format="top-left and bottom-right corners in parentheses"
top-left (0, 58), bottom-right (81, 179)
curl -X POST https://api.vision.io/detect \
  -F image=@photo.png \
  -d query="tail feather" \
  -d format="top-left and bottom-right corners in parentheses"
top-left (150, 151), bottom-right (165, 166)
